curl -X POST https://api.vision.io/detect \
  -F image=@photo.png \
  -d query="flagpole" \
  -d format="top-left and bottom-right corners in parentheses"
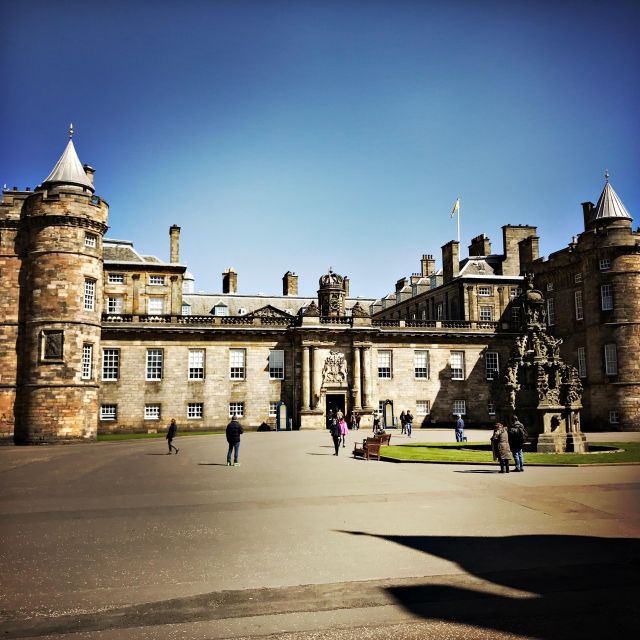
top-left (457, 197), bottom-right (460, 244)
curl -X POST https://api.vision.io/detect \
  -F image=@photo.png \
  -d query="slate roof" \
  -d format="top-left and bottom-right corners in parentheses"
top-left (591, 176), bottom-right (632, 224)
top-left (42, 139), bottom-right (94, 191)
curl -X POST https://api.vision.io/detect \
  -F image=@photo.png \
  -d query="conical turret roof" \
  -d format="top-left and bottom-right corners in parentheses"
top-left (42, 129), bottom-right (94, 192)
top-left (590, 172), bottom-right (632, 224)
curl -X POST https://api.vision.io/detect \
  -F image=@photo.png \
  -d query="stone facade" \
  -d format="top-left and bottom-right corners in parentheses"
top-left (0, 136), bottom-right (637, 442)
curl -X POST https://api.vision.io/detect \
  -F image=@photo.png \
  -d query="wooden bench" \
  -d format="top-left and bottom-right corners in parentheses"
top-left (352, 433), bottom-right (390, 460)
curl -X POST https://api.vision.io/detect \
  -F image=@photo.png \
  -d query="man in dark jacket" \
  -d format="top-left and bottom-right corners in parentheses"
top-left (166, 418), bottom-right (179, 454)
top-left (508, 415), bottom-right (527, 472)
top-left (226, 415), bottom-right (244, 466)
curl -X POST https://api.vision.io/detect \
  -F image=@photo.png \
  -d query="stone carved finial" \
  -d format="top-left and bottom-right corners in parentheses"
top-left (69, 123), bottom-right (74, 139)
top-left (350, 301), bottom-right (369, 318)
top-left (303, 301), bottom-right (320, 317)
top-left (605, 169), bottom-right (609, 183)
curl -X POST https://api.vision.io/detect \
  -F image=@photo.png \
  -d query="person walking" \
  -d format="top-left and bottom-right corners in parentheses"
top-left (226, 414), bottom-right (244, 466)
top-left (399, 410), bottom-right (407, 434)
top-left (372, 411), bottom-right (381, 434)
top-left (491, 423), bottom-right (512, 473)
top-left (355, 412), bottom-right (361, 430)
top-left (508, 415), bottom-right (527, 472)
top-left (330, 417), bottom-right (342, 455)
top-left (455, 415), bottom-right (465, 442)
top-left (166, 418), bottom-right (179, 454)
top-left (339, 416), bottom-right (349, 448)
top-left (405, 410), bottom-right (413, 438)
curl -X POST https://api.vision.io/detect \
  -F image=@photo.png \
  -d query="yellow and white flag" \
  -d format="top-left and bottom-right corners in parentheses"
top-left (450, 198), bottom-right (460, 218)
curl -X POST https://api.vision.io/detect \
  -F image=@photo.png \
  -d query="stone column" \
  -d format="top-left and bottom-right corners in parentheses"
top-left (466, 285), bottom-right (474, 321)
top-left (301, 346), bottom-right (310, 411)
top-left (362, 347), bottom-right (372, 409)
top-left (312, 346), bottom-right (322, 409)
top-left (132, 274), bottom-right (141, 315)
top-left (352, 347), bottom-right (362, 410)
top-left (497, 286), bottom-right (504, 321)
top-left (170, 275), bottom-right (180, 316)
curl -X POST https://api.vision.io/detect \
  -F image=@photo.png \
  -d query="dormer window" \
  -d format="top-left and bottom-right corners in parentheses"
top-left (214, 304), bottom-right (229, 317)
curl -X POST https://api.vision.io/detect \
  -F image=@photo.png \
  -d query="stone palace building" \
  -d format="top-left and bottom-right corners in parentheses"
top-left (1, 133), bottom-right (638, 443)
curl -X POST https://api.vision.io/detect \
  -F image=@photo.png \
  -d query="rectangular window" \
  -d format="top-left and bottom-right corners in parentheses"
top-left (487, 401), bottom-right (496, 416)
top-left (144, 404), bottom-right (161, 420)
top-left (214, 305), bottom-right (229, 316)
top-left (547, 298), bottom-right (555, 326)
top-left (577, 347), bottom-right (587, 378)
top-left (148, 298), bottom-right (164, 315)
top-left (436, 303), bottom-right (443, 320)
top-left (416, 400), bottom-right (430, 416)
top-left (378, 400), bottom-right (386, 414)
top-left (269, 350), bottom-right (285, 379)
top-left (414, 350), bottom-right (429, 379)
top-left (574, 273), bottom-right (582, 284)
top-left (149, 275), bottom-right (165, 286)
top-left (479, 306), bottom-right (493, 321)
top-left (511, 306), bottom-right (521, 325)
top-left (609, 410), bottom-right (619, 424)
top-left (450, 351), bottom-right (465, 380)
top-left (100, 405), bottom-right (117, 421)
top-left (146, 349), bottom-right (163, 380)
top-left (599, 258), bottom-right (611, 271)
top-left (453, 399), bottom-right (466, 415)
top-left (187, 402), bottom-right (203, 419)
top-left (188, 349), bottom-right (205, 379)
top-left (81, 344), bottom-right (93, 380)
top-left (478, 286), bottom-right (492, 296)
top-left (229, 402), bottom-right (244, 418)
top-left (601, 284), bottom-right (613, 311)
top-left (107, 296), bottom-right (123, 314)
top-left (108, 273), bottom-right (125, 284)
top-left (84, 233), bottom-right (97, 248)
top-left (181, 304), bottom-right (191, 316)
top-left (84, 279), bottom-right (95, 311)
top-left (509, 287), bottom-right (521, 299)
top-left (102, 348), bottom-right (120, 380)
top-left (485, 351), bottom-right (499, 380)
top-left (546, 282), bottom-right (554, 293)
top-left (377, 350), bottom-right (392, 378)
top-left (269, 401), bottom-right (278, 417)
top-left (574, 290), bottom-right (584, 321)
top-left (229, 349), bottom-right (246, 379)
top-left (604, 344), bottom-right (617, 376)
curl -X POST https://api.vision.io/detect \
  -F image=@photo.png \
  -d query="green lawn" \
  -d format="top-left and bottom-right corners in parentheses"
top-left (98, 431), bottom-right (223, 441)
top-left (381, 441), bottom-right (640, 465)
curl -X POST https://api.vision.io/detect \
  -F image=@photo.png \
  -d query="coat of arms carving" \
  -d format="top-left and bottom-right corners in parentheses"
top-left (322, 351), bottom-right (347, 384)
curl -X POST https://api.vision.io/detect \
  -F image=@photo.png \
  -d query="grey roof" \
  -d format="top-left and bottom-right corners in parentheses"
top-left (458, 255), bottom-right (503, 276)
top-left (591, 177), bottom-right (632, 223)
top-left (42, 140), bottom-right (94, 191)
top-left (103, 240), bottom-right (145, 263)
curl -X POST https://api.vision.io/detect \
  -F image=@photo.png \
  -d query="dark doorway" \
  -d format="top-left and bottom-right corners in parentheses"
top-left (326, 393), bottom-right (346, 427)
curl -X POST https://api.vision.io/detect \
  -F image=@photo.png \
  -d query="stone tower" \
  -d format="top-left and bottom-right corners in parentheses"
top-left (317, 268), bottom-right (347, 316)
top-left (14, 128), bottom-right (109, 443)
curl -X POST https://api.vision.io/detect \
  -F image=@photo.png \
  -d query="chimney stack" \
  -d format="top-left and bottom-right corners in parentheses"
top-left (343, 276), bottom-right (350, 297)
top-left (519, 235), bottom-right (540, 274)
top-left (83, 165), bottom-right (95, 188)
top-left (222, 268), bottom-right (237, 294)
top-left (282, 271), bottom-right (298, 296)
top-left (420, 254), bottom-right (436, 277)
top-left (441, 241), bottom-right (460, 283)
top-left (468, 234), bottom-right (492, 256)
top-left (169, 225), bottom-right (181, 263)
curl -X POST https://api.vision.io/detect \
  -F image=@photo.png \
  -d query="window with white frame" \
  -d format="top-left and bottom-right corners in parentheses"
top-left (214, 304), bottom-right (229, 316)
top-left (509, 287), bottom-right (521, 299)
top-left (269, 401), bottom-right (278, 417)
top-left (546, 282), bottom-right (554, 292)
top-left (144, 404), bottom-right (161, 420)
top-left (229, 349), bottom-right (245, 379)
top-left (414, 350), bottom-right (429, 379)
top-left (416, 400), bottom-right (430, 416)
top-left (188, 349), bottom-right (205, 379)
top-left (81, 344), bottom-right (93, 380)
top-left (450, 351), bottom-right (465, 380)
top-left (269, 350), bottom-right (284, 379)
top-left (574, 273), bottom-right (582, 284)
top-left (108, 273), bottom-right (125, 284)
top-left (574, 290), bottom-right (584, 321)
top-left (148, 297), bottom-right (164, 315)
top-left (478, 286), bottom-right (492, 297)
top-left (577, 347), bottom-right (587, 378)
top-left (149, 275), bottom-right (165, 286)
top-left (547, 298), bottom-right (555, 326)
top-left (187, 402), bottom-right (203, 419)
top-left (378, 400), bottom-right (386, 414)
top-left (102, 348), bottom-right (120, 380)
top-left (100, 404), bottom-right (117, 421)
top-left (453, 399), bottom-right (466, 415)
top-left (487, 401), bottom-right (496, 416)
top-left (84, 279), bottom-right (95, 311)
top-left (84, 232), bottom-right (97, 248)
top-left (146, 349), bottom-right (163, 380)
top-left (377, 350), bottom-right (392, 378)
top-left (604, 344), bottom-right (617, 376)
top-left (107, 296), bottom-right (123, 314)
top-left (601, 284), bottom-right (613, 311)
top-left (479, 306), bottom-right (493, 321)
top-left (181, 304), bottom-right (191, 316)
top-left (609, 410), bottom-right (619, 424)
top-left (485, 351), bottom-right (499, 380)
top-left (599, 258), bottom-right (611, 271)
top-left (436, 303), bottom-right (443, 320)
top-left (229, 402), bottom-right (244, 418)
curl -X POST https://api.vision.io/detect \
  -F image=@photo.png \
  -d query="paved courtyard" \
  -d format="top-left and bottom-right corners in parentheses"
top-left (1, 429), bottom-right (639, 639)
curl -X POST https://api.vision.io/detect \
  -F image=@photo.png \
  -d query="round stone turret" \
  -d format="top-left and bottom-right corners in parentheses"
top-left (317, 268), bottom-right (347, 316)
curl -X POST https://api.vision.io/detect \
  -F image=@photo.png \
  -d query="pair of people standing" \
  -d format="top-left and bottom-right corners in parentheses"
top-left (329, 414), bottom-right (348, 455)
top-left (350, 412), bottom-right (360, 431)
top-left (399, 410), bottom-right (414, 437)
top-left (491, 417), bottom-right (527, 473)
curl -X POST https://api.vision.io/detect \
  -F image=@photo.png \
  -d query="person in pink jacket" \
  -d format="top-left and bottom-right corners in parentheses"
top-left (339, 418), bottom-right (349, 448)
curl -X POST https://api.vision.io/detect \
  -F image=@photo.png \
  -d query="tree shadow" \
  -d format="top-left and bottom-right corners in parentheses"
top-left (337, 531), bottom-right (640, 638)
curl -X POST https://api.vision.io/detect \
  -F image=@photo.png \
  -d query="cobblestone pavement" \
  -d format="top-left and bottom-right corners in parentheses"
top-left (1, 429), bottom-right (638, 639)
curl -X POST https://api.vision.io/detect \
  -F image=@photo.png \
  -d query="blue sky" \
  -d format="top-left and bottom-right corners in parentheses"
top-left (1, 0), bottom-right (638, 298)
